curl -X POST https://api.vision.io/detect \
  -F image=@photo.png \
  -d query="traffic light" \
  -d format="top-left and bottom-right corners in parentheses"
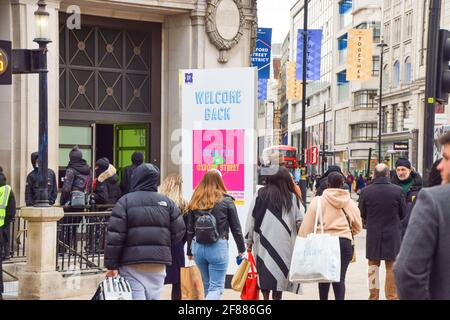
top-left (0, 40), bottom-right (12, 85)
top-left (436, 29), bottom-right (450, 103)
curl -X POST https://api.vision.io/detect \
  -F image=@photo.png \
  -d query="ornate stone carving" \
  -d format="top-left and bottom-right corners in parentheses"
top-left (206, 0), bottom-right (245, 63)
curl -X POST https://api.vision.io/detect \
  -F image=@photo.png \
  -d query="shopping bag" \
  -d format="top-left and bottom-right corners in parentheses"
top-left (180, 262), bottom-right (205, 300)
top-left (289, 196), bottom-right (341, 283)
top-left (91, 276), bottom-right (133, 300)
top-left (240, 252), bottom-right (260, 300)
top-left (231, 257), bottom-right (250, 292)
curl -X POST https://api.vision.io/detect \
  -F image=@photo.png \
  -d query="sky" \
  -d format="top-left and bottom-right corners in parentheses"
top-left (257, 0), bottom-right (298, 44)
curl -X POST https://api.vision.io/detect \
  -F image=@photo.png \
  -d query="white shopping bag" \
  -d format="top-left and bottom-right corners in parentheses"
top-left (289, 196), bottom-right (341, 283)
top-left (92, 276), bottom-right (133, 300)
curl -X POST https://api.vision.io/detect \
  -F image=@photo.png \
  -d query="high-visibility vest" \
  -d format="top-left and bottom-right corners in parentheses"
top-left (0, 185), bottom-right (11, 228)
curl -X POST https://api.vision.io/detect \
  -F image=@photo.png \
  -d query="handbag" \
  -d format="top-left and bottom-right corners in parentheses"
top-left (231, 256), bottom-right (250, 292)
top-left (342, 208), bottom-right (356, 263)
top-left (70, 175), bottom-right (91, 206)
top-left (180, 261), bottom-right (205, 300)
top-left (91, 276), bottom-right (133, 300)
top-left (240, 251), bottom-right (260, 300)
top-left (289, 196), bottom-right (341, 283)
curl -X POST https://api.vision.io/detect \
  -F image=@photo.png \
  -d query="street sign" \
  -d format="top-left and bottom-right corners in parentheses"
top-left (319, 151), bottom-right (334, 157)
top-left (0, 40), bottom-right (12, 85)
top-left (393, 142), bottom-right (409, 151)
top-left (310, 146), bottom-right (319, 165)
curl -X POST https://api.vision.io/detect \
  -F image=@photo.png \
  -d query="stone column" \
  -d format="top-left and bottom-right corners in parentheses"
top-left (386, 105), bottom-right (393, 133)
top-left (397, 103), bottom-right (405, 132)
top-left (18, 206), bottom-right (65, 300)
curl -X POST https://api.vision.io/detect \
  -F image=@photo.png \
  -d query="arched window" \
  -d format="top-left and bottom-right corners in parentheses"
top-left (393, 60), bottom-right (400, 87)
top-left (404, 57), bottom-right (412, 84)
top-left (382, 64), bottom-right (389, 91)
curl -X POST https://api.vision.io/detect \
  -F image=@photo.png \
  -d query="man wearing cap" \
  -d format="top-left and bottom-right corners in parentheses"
top-left (391, 158), bottom-right (423, 238)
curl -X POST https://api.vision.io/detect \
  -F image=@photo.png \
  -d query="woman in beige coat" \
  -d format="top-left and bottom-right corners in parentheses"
top-left (298, 172), bottom-right (362, 300)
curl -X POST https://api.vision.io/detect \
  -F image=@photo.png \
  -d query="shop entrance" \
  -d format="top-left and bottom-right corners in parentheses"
top-left (58, 122), bottom-right (149, 187)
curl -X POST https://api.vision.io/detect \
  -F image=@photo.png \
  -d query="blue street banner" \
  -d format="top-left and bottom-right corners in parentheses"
top-left (258, 78), bottom-right (268, 101)
top-left (296, 29), bottom-right (322, 81)
top-left (251, 28), bottom-right (272, 79)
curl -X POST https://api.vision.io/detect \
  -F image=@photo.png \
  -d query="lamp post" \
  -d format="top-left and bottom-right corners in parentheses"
top-left (377, 38), bottom-right (388, 164)
top-left (34, 0), bottom-right (51, 206)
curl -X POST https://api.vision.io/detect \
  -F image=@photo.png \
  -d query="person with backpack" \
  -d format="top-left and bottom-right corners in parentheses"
top-left (60, 146), bottom-right (91, 206)
top-left (186, 170), bottom-right (246, 300)
top-left (245, 166), bottom-right (305, 300)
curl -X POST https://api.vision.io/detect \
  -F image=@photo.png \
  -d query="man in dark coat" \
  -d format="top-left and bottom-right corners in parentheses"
top-left (391, 158), bottom-right (423, 238)
top-left (0, 172), bottom-right (16, 300)
top-left (25, 152), bottom-right (58, 206)
top-left (359, 163), bottom-right (406, 300)
top-left (315, 165), bottom-right (347, 196)
top-left (104, 163), bottom-right (185, 300)
top-left (60, 147), bottom-right (91, 205)
top-left (120, 152), bottom-right (144, 196)
top-left (92, 157), bottom-right (121, 205)
top-left (393, 132), bottom-right (450, 300)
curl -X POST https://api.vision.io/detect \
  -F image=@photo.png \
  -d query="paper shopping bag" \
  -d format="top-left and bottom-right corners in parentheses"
top-left (231, 258), bottom-right (250, 292)
top-left (180, 264), bottom-right (205, 300)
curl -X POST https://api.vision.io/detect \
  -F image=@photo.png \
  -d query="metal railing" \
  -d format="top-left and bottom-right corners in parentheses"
top-left (6, 212), bottom-right (27, 259)
top-left (56, 211), bottom-right (111, 272)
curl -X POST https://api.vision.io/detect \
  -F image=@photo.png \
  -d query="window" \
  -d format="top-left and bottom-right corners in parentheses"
top-left (339, 0), bottom-right (352, 29)
top-left (337, 70), bottom-right (350, 103)
top-left (404, 57), bottom-right (412, 84)
top-left (393, 17), bottom-right (401, 44)
top-left (393, 60), bottom-right (400, 87)
top-left (405, 11), bottom-right (413, 40)
top-left (403, 101), bottom-right (411, 131)
top-left (338, 33), bottom-right (348, 65)
top-left (373, 56), bottom-right (380, 76)
top-left (382, 65), bottom-right (389, 90)
top-left (356, 22), bottom-right (381, 43)
top-left (392, 104), bottom-right (398, 132)
top-left (351, 123), bottom-right (378, 142)
top-left (354, 90), bottom-right (377, 108)
top-left (382, 106), bottom-right (388, 133)
top-left (384, 22), bottom-right (391, 45)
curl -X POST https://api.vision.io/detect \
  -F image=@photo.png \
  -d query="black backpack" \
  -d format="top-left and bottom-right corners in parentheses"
top-left (194, 206), bottom-right (219, 244)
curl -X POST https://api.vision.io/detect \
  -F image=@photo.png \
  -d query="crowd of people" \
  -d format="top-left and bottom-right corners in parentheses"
top-left (1, 130), bottom-right (450, 300)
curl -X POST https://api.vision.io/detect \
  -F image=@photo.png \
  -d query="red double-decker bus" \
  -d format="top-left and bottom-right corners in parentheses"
top-left (262, 145), bottom-right (298, 169)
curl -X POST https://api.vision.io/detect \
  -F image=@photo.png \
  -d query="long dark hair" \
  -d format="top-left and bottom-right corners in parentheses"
top-left (258, 167), bottom-right (299, 212)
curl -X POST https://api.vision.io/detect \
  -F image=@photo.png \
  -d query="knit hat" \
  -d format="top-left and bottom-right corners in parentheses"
top-left (95, 157), bottom-right (110, 172)
top-left (69, 146), bottom-right (83, 162)
top-left (395, 158), bottom-right (411, 169)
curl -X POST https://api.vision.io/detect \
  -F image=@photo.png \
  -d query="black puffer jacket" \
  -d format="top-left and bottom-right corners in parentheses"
top-left (104, 164), bottom-right (186, 270)
top-left (186, 195), bottom-right (246, 256)
top-left (25, 152), bottom-right (58, 206)
top-left (92, 162), bottom-right (121, 205)
top-left (120, 152), bottom-right (144, 196)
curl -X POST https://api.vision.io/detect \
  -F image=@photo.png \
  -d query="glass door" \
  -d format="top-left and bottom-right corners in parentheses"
top-left (115, 124), bottom-right (149, 180)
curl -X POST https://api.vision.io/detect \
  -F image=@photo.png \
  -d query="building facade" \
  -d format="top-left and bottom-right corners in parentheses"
top-left (0, 0), bottom-right (257, 206)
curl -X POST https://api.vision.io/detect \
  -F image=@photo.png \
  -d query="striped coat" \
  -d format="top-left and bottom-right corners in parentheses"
top-left (245, 192), bottom-right (305, 291)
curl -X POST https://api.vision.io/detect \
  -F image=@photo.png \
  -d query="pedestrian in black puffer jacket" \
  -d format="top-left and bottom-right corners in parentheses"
top-left (104, 163), bottom-right (185, 300)
top-left (60, 147), bottom-right (91, 205)
top-left (92, 158), bottom-right (121, 205)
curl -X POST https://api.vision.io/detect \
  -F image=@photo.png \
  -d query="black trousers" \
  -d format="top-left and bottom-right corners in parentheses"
top-left (318, 237), bottom-right (353, 300)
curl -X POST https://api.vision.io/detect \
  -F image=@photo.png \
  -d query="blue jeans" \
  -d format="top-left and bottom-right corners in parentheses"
top-left (192, 238), bottom-right (229, 300)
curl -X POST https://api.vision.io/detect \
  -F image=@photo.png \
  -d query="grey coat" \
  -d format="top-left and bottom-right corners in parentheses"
top-left (394, 184), bottom-right (450, 300)
top-left (358, 177), bottom-right (406, 260)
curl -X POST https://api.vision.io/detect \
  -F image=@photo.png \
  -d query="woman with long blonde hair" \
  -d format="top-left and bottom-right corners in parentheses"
top-left (158, 174), bottom-right (188, 300)
top-left (186, 170), bottom-right (246, 300)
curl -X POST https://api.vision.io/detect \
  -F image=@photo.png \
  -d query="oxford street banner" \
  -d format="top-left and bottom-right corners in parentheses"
top-left (251, 28), bottom-right (272, 79)
top-left (287, 61), bottom-right (302, 100)
top-left (347, 29), bottom-right (373, 81)
top-left (258, 78), bottom-right (268, 101)
top-left (180, 68), bottom-right (257, 273)
top-left (296, 29), bottom-right (322, 81)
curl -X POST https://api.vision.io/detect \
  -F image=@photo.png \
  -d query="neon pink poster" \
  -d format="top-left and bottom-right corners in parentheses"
top-left (193, 129), bottom-right (245, 204)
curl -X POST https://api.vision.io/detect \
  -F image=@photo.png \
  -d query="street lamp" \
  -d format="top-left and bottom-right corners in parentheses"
top-left (34, 0), bottom-right (51, 206)
top-left (377, 38), bottom-right (388, 164)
